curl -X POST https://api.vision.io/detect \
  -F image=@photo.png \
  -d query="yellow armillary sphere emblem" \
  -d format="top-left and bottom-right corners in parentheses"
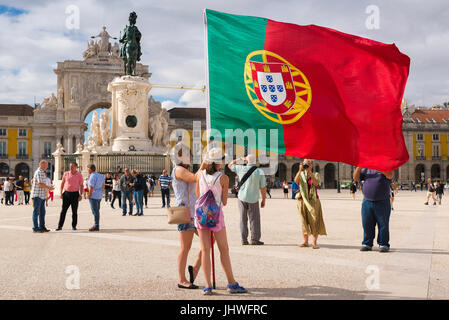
top-left (244, 50), bottom-right (312, 125)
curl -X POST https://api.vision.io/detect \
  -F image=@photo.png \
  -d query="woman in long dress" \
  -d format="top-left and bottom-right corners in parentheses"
top-left (294, 159), bottom-right (327, 249)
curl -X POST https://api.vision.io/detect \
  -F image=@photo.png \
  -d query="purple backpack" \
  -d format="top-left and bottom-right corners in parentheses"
top-left (195, 173), bottom-right (222, 229)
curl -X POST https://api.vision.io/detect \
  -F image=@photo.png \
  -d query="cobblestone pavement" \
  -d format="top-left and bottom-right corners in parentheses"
top-left (0, 189), bottom-right (448, 299)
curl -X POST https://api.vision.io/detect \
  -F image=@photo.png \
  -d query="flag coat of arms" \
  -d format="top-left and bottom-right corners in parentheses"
top-left (204, 9), bottom-right (410, 172)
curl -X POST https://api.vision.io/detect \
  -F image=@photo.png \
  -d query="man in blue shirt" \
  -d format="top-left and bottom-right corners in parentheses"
top-left (353, 167), bottom-right (394, 252)
top-left (159, 169), bottom-right (172, 208)
top-left (87, 164), bottom-right (105, 231)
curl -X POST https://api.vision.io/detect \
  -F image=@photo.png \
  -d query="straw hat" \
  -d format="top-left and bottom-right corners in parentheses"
top-left (205, 147), bottom-right (227, 164)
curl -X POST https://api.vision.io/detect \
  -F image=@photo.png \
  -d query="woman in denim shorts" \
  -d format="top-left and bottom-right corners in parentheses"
top-left (171, 143), bottom-right (205, 289)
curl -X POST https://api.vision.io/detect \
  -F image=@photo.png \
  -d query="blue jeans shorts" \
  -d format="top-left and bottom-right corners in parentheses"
top-left (178, 218), bottom-right (196, 232)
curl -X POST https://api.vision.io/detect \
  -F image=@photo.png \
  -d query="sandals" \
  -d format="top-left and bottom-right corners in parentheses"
top-left (202, 287), bottom-right (213, 295)
top-left (227, 282), bottom-right (247, 294)
top-left (178, 283), bottom-right (199, 289)
top-left (298, 243), bottom-right (309, 247)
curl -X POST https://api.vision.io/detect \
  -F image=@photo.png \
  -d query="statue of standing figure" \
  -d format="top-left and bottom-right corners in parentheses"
top-left (119, 11), bottom-right (142, 76)
top-left (89, 111), bottom-right (102, 146)
top-left (99, 112), bottom-right (111, 146)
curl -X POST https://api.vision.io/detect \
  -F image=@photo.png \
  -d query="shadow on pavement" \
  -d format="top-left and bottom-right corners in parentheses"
top-left (318, 244), bottom-right (449, 255)
top-left (250, 285), bottom-right (395, 300)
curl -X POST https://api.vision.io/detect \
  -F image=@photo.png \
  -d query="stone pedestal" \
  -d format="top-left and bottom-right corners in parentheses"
top-left (108, 76), bottom-right (152, 152)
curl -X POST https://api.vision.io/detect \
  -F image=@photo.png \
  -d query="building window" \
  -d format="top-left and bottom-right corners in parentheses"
top-left (0, 129), bottom-right (6, 136)
top-left (433, 145), bottom-right (440, 157)
top-left (417, 145), bottom-right (424, 157)
top-left (18, 129), bottom-right (27, 137)
top-left (417, 133), bottom-right (424, 141)
top-left (0, 141), bottom-right (6, 156)
top-left (18, 141), bottom-right (27, 156)
top-left (432, 133), bottom-right (439, 141)
top-left (44, 142), bottom-right (52, 156)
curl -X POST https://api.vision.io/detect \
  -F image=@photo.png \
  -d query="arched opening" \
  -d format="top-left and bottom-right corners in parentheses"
top-left (83, 102), bottom-right (112, 144)
top-left (315, 164), bottom-right (320, 175)
top-left (324, 163), bottom-right (336, 189)
top-left (291, 163), bottom-right (300, 180)
top-left (431, 164), bottom-right (441, 179)
top-left (15, 163), bottom-right (30, 180)
top-left (275, 163), bottom-right (287, 186)
top-left (415, 164), bottom-right (425, 183)
top-left (446, 166), bottom-right (449, 182)
top-left (0, 162), bottom-right (9, 177)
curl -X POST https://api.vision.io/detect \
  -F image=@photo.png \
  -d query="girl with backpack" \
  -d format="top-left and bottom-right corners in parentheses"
top-left (195, 148), bottom-right (247, 296)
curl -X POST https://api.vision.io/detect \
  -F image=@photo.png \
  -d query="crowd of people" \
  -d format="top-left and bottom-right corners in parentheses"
top-left (0, 174), bottom-right (54, 206)
top-left (0, 143), bottom-right (436, 295)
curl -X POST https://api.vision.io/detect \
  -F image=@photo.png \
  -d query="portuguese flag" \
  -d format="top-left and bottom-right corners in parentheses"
top-left (205, 9), bottom-right (410, 172)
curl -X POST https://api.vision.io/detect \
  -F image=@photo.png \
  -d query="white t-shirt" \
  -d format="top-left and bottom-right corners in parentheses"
top-left (113, 180), bottom-right (121, 191)
top-left (83, 180), bottom-right (88, 189)
top-left (4, 181), bottom-right (11, 191)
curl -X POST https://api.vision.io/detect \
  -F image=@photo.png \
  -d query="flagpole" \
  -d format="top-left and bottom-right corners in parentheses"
top-left (150, 84), bottom-right (205, 91)
top-left (203, 9), bottom-right (211, 140)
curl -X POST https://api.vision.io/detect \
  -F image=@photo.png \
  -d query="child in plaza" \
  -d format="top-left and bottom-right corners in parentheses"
top-left (195, 148), bottom-right (247, 296)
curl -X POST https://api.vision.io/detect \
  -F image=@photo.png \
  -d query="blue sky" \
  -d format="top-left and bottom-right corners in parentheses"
top-left (1, 0), bottom-right (449, 139)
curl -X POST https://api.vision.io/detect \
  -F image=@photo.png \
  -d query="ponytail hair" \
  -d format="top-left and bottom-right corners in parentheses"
top-left (205, 162), bottom-right (219, 175)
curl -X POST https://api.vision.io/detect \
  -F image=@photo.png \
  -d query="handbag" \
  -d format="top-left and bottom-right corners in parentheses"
top-left (167, 178), bottom-right (191, 225)
top-left (167, 205), bottom-right (191, 224)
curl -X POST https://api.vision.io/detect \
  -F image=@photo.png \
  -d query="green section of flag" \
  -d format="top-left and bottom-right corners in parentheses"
top-left (206, 9), bottom-right (285, 153)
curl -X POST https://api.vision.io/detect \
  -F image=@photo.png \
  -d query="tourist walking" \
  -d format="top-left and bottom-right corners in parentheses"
top-left (424, 178), bottom-right (437, 205)
top-left (196, 148), bottom-right (247, 295)
top-left (131, 169), bottom-right (145, 216)
top-left (143, 177), bottom-right (149, 208)
top-left (159, 169), bottom-right (172, 208)
top-left (104, 173), bottom-right (113, 202)
top-left (148, 174), bottom-right (155, 197)
top-left (228, 154), bottom-right (267, 246)
top-left (4, 177), bottom-right (12, 205)
top-left (171, 143), bottom-right (203, 290)
top-left (282, 180), bottom-right (289, 199)
top-left (353, 166), bottom-right (394, 252)
top-left (291, 180), bottom-right (299, 199)
top-left (83, 178), bottom-right (89, 199)
top-left (15, 175), bottom-right (24, 205)
top-left (87, 164), bottom-right (105, 231)
top-left (30, 160), bottom-right (53, 232)
top-left (436, 180), bottom-right (444, 205)
top-left (120, 167), bottom-right (134, 216)
top-left (411, 181), bottom-right (417, 192)
top-left (24, 178), bottom-right (31, 205)
top-left (266, 180), bottom-right (272, 199)
top-left (56, 162), bottom-right (84, 231)
top-left (111, 174), bottom-right (121, 209)
top-left (294, 159), bottom-right (327, 249)
top-left (350, 181), bottom-right (357, 199)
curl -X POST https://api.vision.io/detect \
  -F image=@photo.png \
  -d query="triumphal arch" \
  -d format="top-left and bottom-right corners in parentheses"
top-left (31, 27), bottom-right (169, 172)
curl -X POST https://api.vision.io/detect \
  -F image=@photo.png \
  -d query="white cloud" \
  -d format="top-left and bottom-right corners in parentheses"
top-left (0, 0), bottom-right (448, 107)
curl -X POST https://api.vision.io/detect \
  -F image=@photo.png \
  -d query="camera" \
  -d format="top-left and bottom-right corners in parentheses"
top-left (303, 164), bottom-right (309, 169)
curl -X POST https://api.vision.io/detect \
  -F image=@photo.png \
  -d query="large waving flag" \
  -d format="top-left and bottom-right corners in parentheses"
top-left (204, 9), bottom-right (410, 172)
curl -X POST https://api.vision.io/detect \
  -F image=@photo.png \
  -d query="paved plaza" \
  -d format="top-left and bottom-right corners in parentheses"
top-left (0, 189), bottom-right (448, 300)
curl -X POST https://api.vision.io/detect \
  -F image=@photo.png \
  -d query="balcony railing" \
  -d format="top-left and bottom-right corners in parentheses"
top-left (16, 154), bottom-right (28, 159)
top-left (0, 154), bottom-right (7, 159)
top-left (432, 156), bottom-right (441, 160)
top-left (41, 153), bottom-right (53, 159)
top-left (415, 156), bottom-right (426, 160)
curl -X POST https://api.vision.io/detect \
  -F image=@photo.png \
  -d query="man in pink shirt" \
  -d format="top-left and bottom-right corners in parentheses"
top-left (56, 162), bottom-right (84, 231)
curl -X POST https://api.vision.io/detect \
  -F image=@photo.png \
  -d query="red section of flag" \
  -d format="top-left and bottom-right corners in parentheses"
top-left (264, 20), bottom-right (410, 172)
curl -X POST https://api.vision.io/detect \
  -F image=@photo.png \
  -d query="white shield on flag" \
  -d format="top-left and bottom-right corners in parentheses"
top-left (256, 72), bottom-right (286, 106)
